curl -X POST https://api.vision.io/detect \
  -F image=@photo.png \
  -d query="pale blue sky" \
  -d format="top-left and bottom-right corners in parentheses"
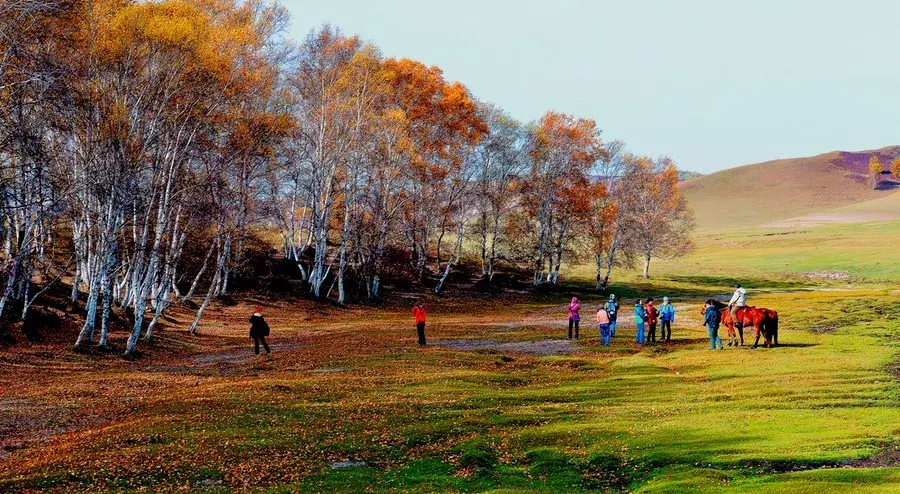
top-left (282, 0), bottom-right (900, 173)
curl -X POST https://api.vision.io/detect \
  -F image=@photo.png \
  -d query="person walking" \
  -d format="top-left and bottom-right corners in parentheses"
top-left (568, 297), bottom-right (581, 340)
top-left (634, 300), bottom-right (647, 344)
top-left (704, 299), bottom-right (724, 350)
top-left (727, 284), bottom-right (747, 330)
top-left (645, 298), bottom-right (659, 343)
top-left (596, 305), bottom-right (611, 347)
top-left (249, 307), bottom-right (271, 356)
top-left (412, 299), bottom-right (428, 346)
top-left (659, 296), bottom-right (675, 342)
top-left (605, 294), bottom-right (619, 337)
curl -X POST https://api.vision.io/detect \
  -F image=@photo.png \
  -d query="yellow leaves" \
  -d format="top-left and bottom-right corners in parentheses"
top-left (99, 1), bottom-right (207, 61)
top-left (94, 0), bottom-right (271, 90)
top-left (144, 3), bottom-right (206, 49)
top-left (868, 155), bottom-right (883, 174)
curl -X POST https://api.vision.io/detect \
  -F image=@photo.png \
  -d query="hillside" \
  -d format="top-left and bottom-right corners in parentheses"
top-left (682, 146), bottom-right (900, 231)
top-left (768, 190), bottom-right (900, 227)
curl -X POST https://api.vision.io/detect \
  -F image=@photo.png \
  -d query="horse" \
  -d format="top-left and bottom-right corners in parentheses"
top-left (703, 300), bottom-right (778, 348)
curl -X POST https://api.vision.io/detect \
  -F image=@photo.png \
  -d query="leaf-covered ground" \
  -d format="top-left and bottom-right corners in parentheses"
top-left (1, 288), bottom-right (898, 492)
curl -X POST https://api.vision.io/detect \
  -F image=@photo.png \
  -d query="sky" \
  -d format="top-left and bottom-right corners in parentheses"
top-left (281, 0), bottom-right (900, 173)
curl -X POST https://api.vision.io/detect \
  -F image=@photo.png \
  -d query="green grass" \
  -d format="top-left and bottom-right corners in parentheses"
top-left (4, 288), bottom-right (897, 492)
top-left (560, 219), bottom-right (900, 295)
top-left (4, 216), bottom-right (900, 492)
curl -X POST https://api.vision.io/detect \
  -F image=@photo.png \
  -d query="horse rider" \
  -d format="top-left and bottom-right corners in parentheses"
top-left (727, 283), bottom-right (747, 329)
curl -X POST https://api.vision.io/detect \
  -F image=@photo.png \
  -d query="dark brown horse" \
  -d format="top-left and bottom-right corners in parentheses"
top-left (704, 300), bottom-right (778, 348)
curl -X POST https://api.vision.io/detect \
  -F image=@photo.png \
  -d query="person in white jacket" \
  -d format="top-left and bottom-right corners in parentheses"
top-left (728, 284), bottom-right (747, 329)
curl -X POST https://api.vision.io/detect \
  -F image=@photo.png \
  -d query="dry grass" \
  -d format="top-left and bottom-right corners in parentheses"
top-left (1, 288), bottom-right (898, 492)
top-left (682, 146), bottom-right (900, 231)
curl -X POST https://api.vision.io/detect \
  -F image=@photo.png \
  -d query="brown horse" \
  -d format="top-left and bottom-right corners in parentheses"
top-left (704, 300), bottom-right (778, 348)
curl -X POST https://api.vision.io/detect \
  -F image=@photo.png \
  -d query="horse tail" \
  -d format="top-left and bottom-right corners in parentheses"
top-left (770, 311), bottom-right (779, 343)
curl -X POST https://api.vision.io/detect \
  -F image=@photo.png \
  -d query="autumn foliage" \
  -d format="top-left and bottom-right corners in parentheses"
top-left (868, 155), bottom-right (883, 190)
top-left (0, 1), bottom-right (693, 354)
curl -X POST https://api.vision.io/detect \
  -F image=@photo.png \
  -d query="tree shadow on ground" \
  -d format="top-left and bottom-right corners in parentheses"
top-left (533, 274), bottom-right (815, 305)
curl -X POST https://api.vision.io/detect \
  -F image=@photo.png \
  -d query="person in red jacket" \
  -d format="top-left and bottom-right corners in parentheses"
top-left (644, 298), bottom-right (659, 343)
top-left (412, 298), bottom-right (427, 346)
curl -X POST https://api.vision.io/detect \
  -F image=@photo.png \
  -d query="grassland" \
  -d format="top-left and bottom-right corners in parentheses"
top-left (1, 279), bottom-right (898, 492)
top-left (563, 219), bottom-right (900, 291)
top-left (3, 198), bottom-right (900, 492)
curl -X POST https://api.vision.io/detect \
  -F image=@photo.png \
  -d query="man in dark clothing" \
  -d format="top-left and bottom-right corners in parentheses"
top-left (704, 299), bottom-right (724, 350)
top-left (249, 307), bottom-right (271, 355)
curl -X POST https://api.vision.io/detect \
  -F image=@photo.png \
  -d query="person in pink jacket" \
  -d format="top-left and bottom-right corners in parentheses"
top-left (596, 305), bottom-right (611, 346)
top-left (567, 297), bottom-right (581, 340)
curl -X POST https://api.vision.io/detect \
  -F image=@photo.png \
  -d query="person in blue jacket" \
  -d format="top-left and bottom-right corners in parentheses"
top-left (634, 300), bottom-right (647, 344)
top-left (659, 296), bottom-right (675, 342)
top-left (703, 299), bottom-right (724, 350)
top-left (604, 294), bottom-right (619, 337)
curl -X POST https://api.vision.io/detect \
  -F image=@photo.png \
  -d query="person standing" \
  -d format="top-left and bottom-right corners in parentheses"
top-left (568, 297), bottom-right (581, 340)
top-left (634, 300), bottom-right (647, 344)
top-left (727, 284), bottom-right (747, 329)
top-left (412, 299), bottom-right (427, 346)
top-left (596, 305), bottom-right (611, 347)
top-left (704, 299), bottom-right (724, 350)
top-left (605, 294), bottom-right (619, 337)
top-left (645, 298), bottom-right (659, 343)
top-left (249, 307), bottom-right (271, 356)
top-left (659, 296), bottom-right (675, 342)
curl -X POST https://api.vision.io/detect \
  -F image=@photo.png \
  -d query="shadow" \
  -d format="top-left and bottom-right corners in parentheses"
top-left (771, 343), bottom-right (819, 348)
top-left (531, 274), bottom-right (816, 306)
top-left (875, 174), bottom-right (900, 190)
top-left (664, 275), bottom-right (812, 291)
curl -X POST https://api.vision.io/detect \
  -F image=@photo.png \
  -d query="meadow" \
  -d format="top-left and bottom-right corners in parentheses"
top-left (1, 219), bottom-right (899, 492)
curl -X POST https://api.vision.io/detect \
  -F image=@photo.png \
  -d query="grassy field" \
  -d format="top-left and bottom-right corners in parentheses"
top-left (1, 282), bottom-right (898, 492)
top-left (2, 210), bottom-right (900, 492)
top-left (563, 219), bottom-right (900, 290)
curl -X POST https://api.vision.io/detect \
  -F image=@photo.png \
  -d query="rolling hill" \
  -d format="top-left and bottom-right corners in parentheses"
top-left (681, 146), bottom-right (900, 231)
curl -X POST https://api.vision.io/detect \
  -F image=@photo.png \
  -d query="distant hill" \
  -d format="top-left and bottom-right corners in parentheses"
top-left (681, 146), bottom-right (900, 231)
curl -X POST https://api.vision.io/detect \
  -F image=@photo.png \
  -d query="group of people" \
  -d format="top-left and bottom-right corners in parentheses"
top-left (567, 294), bottom-right (676, 346)
top-left (251, 286), bottom-right (746, 355)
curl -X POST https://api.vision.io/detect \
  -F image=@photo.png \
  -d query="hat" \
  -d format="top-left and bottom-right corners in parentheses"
top-left (735, 283), bottom-right (742, 288)
top-left (254, 306), bottom-right (263, 314)
top-left (609, 294), bottom-right (616, 300)
top-left (663, 296), bottom-right (669, 303)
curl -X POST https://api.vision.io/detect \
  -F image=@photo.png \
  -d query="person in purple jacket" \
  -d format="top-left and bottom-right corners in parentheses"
top-left (567, 297), bottom-right (581, 340)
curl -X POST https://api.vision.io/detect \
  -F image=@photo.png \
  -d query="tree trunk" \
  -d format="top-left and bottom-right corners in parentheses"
top-left (337, 195), bottom-right (351, 305)
top-left (604, 228), bottom-right (620, 282)
top-left (183, 237), bottom-right (217, 302)
top-left (488, 212), bottom-right (500, 282)
top-left (189, 235), bottom-right (229, 335)
top-left (642, 254), bottom-right (651, 279)
top-left (435, 219), bottom-right (465, 294)
top-left (479, 210), bottom-right (488, 278)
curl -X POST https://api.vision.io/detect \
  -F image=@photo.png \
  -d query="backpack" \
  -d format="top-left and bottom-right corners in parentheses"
top-left (262, 320), bottom-right (270, 337)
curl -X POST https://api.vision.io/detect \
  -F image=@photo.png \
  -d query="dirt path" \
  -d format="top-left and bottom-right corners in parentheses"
top-left (436, 338), bottom-right (578, 356)
top-left (191, 343), bottom-right (307, 365)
